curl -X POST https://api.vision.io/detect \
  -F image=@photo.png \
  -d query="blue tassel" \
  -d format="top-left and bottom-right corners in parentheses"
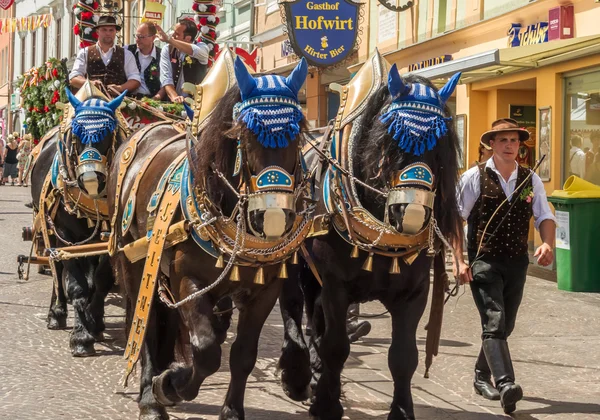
top-left (379, 109), bottom-right (450, 156)
top-left (239, 106), bottom-right (302, 149)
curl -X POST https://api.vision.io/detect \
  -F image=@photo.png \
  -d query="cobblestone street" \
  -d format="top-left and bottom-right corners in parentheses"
top-left (1, 185), bottom-right (600, 420)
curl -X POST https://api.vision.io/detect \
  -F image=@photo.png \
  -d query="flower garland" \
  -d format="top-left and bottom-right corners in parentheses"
top-left (192, 0), bottom-right (220, 67)
top-left (16, 58), bottom-right (68, 143)
top-left (72, 0), bottom-right (100, 48)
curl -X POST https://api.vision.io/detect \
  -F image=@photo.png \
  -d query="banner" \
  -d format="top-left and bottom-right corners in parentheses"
top-left (141, 2), bottom-right (166, 24)
top-left (281, 0), bottom-right (360, 67)
top-left (0, 14), bottom-right (51, 34)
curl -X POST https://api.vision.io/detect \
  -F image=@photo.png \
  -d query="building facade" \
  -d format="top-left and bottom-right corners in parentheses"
top-left (0, 4), bottom-right (15, 138)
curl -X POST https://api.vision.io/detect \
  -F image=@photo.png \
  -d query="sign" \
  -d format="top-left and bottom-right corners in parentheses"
top-left (10, 93), bottom-right (18, 111)
top-left (508, 22), bottom-right (548, 47)
top-left (408, 55), bottom-right (452, 72)
top-left (509, 104), bottom-right (536, 168)
top-left (548, 5), bottom-right (573, 41)
top-left (378, 6), bottom-right (396, 43)
top-left (555, 210), bottom-right (570, 250)
top-left (141, 2), bottom-right (166, 24)
top-left (282, 0), bottom-right (360, 67)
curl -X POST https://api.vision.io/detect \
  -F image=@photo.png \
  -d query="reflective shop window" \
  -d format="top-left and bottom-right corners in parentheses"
top-left (564, 70), bottom-right (600, 186)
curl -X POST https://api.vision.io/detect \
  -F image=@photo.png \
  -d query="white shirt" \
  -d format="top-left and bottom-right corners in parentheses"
top-left (130, 45), bottom-right (159, 96)
top-left (68, 44), bottom-right (141, 84)
top-left (160, 42), bottom-right (209, 96)
top-left (458, 157), bottom-right (556, 230)
top-left (568, 146), bottom-right (586, 178)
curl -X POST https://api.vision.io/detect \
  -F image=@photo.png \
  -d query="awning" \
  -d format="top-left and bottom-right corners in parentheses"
top-left (409, 34), bottom-right (600, 83)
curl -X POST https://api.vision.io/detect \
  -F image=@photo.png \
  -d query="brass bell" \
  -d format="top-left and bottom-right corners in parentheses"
top-left (278, 261), bottom-right (288, 279)
top-left (291, 251), bottom-right (299, 265)
top-left (361, 253), bottom-right (374, 272)
top-left (229, 265), bottom-right (240, 282)
top-left (254, 266), bottom-right (265, 285)
top-left (350, 245), bottom-right (360, 258)
top-left (389, 257), bottom-right (401, 274)
top-left (404, 252), bottom-right (419, 266)
top-left (215, 254), bottom-right (224, 268)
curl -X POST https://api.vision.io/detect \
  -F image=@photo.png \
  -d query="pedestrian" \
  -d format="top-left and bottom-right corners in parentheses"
top-left (453, 118), bottom-right (556, 414)
top-left (568, 134), bottom-right (586, 178)
top-left (0, 135), bottom-right (5, 171)
top-left (469, 142), bottom-right (494, 168)
top-left (2, 134), bottom-right (20, 185)
top-left (17, 134), bottom-right (32, 187)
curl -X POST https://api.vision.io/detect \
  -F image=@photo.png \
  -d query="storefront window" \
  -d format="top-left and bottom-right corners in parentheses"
top-left (564, 70), bottom-right (600, 186)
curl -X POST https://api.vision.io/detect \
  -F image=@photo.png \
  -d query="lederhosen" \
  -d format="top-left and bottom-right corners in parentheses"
top-left (467, 163), bottom-right (533, 341)
top-left (169, 46), bottom-right (207, 93)
top-left (86, 45), bottom-right (128, 86)
top-left (127, 45), bottom-right (162, 98)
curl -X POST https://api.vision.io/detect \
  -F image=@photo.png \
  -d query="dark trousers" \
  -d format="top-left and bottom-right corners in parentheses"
top-left (470, 255), bottom-right (529, 375)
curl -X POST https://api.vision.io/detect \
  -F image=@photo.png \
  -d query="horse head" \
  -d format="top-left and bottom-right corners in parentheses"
top-left (65, 86), bottom-right (126, 199)
top-left (358, 65), bottom-right (461, 235)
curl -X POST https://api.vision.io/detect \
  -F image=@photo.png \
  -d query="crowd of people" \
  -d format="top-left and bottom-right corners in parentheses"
top-left (0, 132), bottom-right (32, 186)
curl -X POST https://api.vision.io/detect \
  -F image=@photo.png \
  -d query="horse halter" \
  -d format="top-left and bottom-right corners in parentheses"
top-left (385, 162), bottom-right (435, 235)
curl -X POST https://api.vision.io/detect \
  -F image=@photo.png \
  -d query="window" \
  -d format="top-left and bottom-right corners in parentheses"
top-left (56, 17), bottom-right (62, 59)
top-left (42, 27), bottom-right (48, 62)
top-left (564, 70), bottom-right (600, 186)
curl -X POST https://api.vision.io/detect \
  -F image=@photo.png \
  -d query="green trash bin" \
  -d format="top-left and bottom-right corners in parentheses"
top-left (547, 196), bottom-right (600, 292)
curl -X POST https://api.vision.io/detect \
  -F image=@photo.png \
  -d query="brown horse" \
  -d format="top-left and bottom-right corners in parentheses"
top-left (108, 56), bottom-right (311, 420)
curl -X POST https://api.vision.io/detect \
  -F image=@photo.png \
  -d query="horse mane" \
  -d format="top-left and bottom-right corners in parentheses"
top-left (355, 74), bottom-right (462, 244)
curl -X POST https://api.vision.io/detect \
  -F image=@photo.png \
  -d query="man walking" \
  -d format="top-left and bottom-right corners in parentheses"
top-left (454, 118), bottom-right (556, 414)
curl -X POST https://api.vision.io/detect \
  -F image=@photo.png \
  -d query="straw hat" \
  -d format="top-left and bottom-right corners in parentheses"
top-left (480, 118), bottom-right (530, 146)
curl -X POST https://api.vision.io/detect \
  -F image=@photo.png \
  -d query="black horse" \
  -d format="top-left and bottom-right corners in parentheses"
top-left (108, 55), bottom-right (312, 420)
top-left (30, 85), bottom-right (127, 356)
top-left (279, 66), bottom-right (463, 419)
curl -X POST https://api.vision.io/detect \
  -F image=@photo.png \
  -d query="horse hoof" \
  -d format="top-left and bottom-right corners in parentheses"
top-left (219, 406), bottom-right (243, 420)
top-left (71, 343), bottom-right (96, 357)
top-left (139, 405), bottom-right (169, 420)
top-left (281, 374), bottom-right (311, 402)
top-left (152, 371), bottom-right (176, 407)
top-left (47, 317), bottom-right (67, 330)
top-left (93, 332), bottom-right (105, 342)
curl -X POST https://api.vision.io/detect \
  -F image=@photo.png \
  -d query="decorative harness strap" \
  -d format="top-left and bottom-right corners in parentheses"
top-left (107, 121), bottom-right (177, 256)
top-left (38, 170), bottom-right (61, 297)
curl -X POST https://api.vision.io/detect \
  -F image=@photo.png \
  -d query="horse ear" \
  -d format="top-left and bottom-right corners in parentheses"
top-left (234, 56), bottom-right (256, 100)
top-left (65, 87), bottom-right (81, 109)
top-left (107, 90), bottom-right (128, 112)
top-left (438, 72), bottom-right (461, 104)
top-left (388, 64), bottom-right (407, 99)
top-left (285, 57), bottom-right (308, 96)
top-left (183, 102), bottom-right (194, 121)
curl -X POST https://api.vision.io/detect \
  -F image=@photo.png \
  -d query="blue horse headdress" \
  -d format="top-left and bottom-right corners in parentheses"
top-left (379, 65), bottom-right (461, 156)
top-left (232, 57), bottom-right (308, 149)
top-left (66, 88), bottom-right (127, 145)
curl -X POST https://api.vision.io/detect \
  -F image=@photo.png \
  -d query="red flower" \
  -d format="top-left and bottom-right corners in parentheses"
top-left (52, 68), bottom-right (59, 78)
top-left (208, 30), bottom-right (216, 39)
top-left (92, 31), bottom-right (99, 39)
top-left (199, 17), bottom-right (208, 25)
top-left (192, 3), bottom-right (199, 11)
top-left (51, 90), bottom-right (60, 105)
top-left (73, 24), bottom-right (80, 35)
top-left (43, 105), bottom-right (50, 113)
top-left (207, 5), bottom-right (216, 13)
top-left (213, 44), bottom-right (220, 54)
top-left (214, 17), bottom-right (220, 25)
top-left (92, 1), bottom-right (99, 10)
top-left (28, 107), bottom-right (33, 112)
top-left (81, 11), bottom-right (93, 20)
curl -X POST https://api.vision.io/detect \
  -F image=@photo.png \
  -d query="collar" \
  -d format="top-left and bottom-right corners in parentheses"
top-left (485, 157), bottom-right (518, 183)
top-left (96, 43), bottom-right (117, 54)
top-left (136, 45), bottom-right (157, 60)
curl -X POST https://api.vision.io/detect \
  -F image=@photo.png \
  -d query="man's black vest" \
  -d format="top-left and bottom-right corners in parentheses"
top-left (169, 46), bottom-right (207, 89)
top-left (467, 163), bottom-right (534, 260)
top-left (86, 45), bottom-right (127, 86)
top-left (127, 44), bottom-right (162, 97)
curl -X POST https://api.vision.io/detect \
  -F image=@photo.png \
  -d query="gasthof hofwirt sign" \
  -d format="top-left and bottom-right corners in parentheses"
top-left (281, 0), bottom-right (361, 67)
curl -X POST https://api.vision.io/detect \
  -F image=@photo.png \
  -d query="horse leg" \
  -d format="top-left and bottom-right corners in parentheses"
top-left (278, 266), bottom-right (312, 402)
top-left (220, 278), bottom-right (283, 420)
top-left (88, 255), bottom-right (114, 341)
top-left (64, 259), bottom-right (96, 357)
top-left (152, 284), bottom-right (221, 405)
top-left (309, 280), bottom-right (349, 420)
top-left (386, 279), bottom-right (430, 420)
top-left (46, 262), bottom-right (67, 330)
top-left (302, 267), bottom-right (324, 394)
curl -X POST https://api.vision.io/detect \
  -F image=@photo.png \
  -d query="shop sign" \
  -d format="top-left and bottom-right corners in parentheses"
top-left (281, 0), bottom-right (360, 67)
top-left (141, 2), bottom-right (166, 24)
top-left (408, 55), bottom-right (452, 72)
top-left (508, 22), bottom-right (548, 48)
top-left (548, 5), bottom-right (574, 41)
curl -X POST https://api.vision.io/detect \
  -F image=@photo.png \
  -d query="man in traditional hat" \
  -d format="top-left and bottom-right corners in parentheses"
top-left (156, 19), bottom-right (209, 103)
top-left (69, 15), bottom-right (141, 95)
top-left (126, 22), bottom-right (164, 100)
top-left (453, 118), bottom-right (556, 414)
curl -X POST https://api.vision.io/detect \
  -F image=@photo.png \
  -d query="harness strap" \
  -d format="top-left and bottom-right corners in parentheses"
top-left (107, 121), bottom-right (173, 255)
top-left (38, 171), bottom-right (60, 297)
top-left (123, 181), bottom-right (181, 385)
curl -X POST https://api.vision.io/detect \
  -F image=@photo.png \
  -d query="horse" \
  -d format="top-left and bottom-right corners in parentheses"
top-left (107, 52), bottom-right (313, 420)
top-left (278, 53), bottom-right (463, 419)
top-left (30, 82), bottom-right (128, 356)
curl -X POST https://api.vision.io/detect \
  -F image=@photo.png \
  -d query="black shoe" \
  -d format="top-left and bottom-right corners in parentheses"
top-left (483, 339), bottom-right (523, 413)
top-left (347, 320), bottom-right (371, 343)
top-left (24, 201), bottom-right (33, 209)
top-left (498, 381), bottom-right (523, 414)
top-left (473, 372), bottom-right (500, 400)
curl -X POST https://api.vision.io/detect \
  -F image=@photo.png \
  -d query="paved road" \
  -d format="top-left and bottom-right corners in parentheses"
top-left (1, 185), bottom-right (600, 419)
